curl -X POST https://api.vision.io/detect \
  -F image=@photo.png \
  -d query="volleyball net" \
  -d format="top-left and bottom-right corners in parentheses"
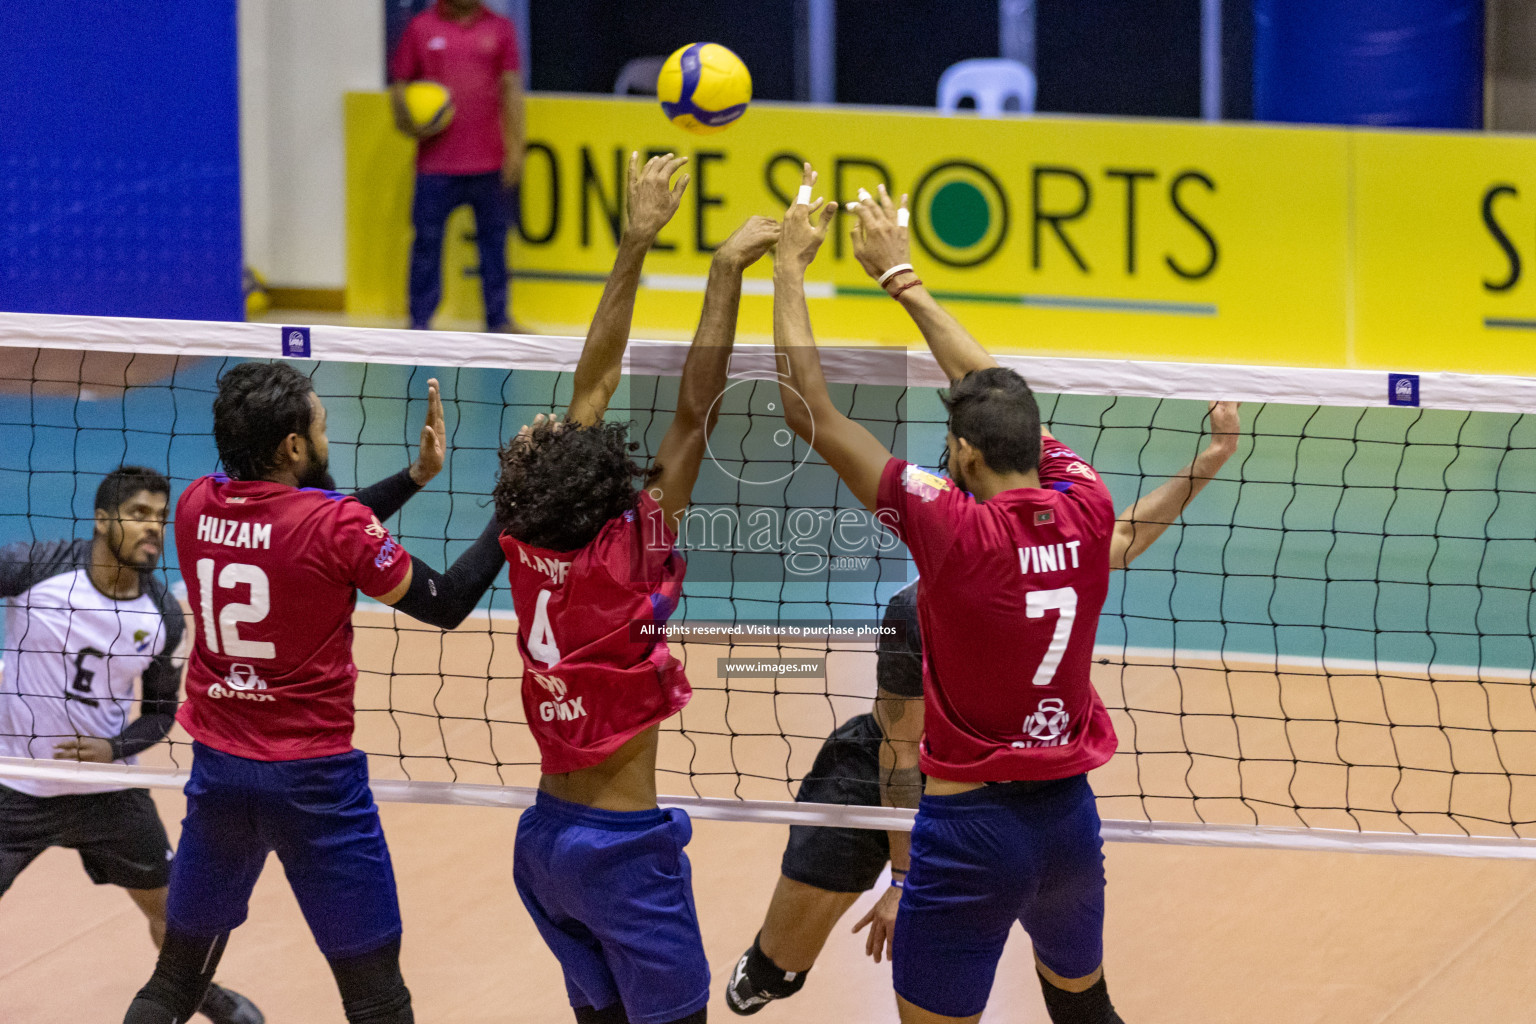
top-left (0, 311), bottom-right (1533, 859)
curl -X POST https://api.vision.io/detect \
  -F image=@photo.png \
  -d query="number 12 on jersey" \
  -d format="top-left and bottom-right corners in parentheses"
top-left (196, 559), bottom-right (276, 660)
top-left (1025, 586), bottom-right (1077, 687)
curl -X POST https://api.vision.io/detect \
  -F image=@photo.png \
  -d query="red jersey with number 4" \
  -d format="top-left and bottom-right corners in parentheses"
top-left (175, 475), bottom-right (412, 762)
top-left (500, 491), bottom-right (690, 774)
top-left (876, 438), bottom-right (1117, 783)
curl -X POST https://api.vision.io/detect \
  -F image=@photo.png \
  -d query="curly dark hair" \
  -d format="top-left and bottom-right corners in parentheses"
top-left (213, 362), bottom-right (315, 481)
top-left (493, 418), bottom-right (645, 552)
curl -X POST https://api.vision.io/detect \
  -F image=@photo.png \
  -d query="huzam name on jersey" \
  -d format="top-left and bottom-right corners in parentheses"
top-left (196, 515), bottom-right (273, 551)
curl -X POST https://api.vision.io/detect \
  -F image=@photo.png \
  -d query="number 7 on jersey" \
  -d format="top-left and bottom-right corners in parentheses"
top-left (1025, 586), bottom-right (1077, 687)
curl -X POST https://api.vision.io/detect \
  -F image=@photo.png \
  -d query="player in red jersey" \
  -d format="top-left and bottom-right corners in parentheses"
top-left (770, 164), bottom-right (1134, 1024)
top-left (725, 406), bottom-right (1242, 1015)
top-left (492, 153), bottom-right (779, 1024)
top-left (125, 372), bottom-right (509, 1024)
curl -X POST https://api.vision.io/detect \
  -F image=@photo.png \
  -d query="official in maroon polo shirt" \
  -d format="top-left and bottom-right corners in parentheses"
top-left (390, 0), bottom-right (527, 333)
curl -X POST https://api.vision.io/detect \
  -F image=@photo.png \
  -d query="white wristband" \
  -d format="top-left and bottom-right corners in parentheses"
top-left (896, 208), bottom-right (910, 228)
top-left (878, 263), bottom-right (915, 288)
top-left (795, 184), bottom-right (813, 206)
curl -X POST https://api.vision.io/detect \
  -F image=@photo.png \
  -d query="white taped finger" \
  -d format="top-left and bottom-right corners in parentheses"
top-left (897, 208), bottom-right (910, 228)
top-left (796, 184), bottom-right (813, 206)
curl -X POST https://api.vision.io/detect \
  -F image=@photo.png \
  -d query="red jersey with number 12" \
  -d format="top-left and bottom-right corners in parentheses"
top-left (500, 490), bottom-right (690, 774)
top-left (876, 438), bottom-right (1117, 783)
top-left (175, 475), bottom-right (412, 762)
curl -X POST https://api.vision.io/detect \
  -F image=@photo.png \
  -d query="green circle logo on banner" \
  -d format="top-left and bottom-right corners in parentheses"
top-left (911, 161), bottom-right (1009, 268)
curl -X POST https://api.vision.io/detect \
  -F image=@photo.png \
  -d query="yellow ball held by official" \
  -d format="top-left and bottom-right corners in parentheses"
top-left (403, 80), bottom-right (454, 138)
top-left (657, 42), bottom-right (752, 135)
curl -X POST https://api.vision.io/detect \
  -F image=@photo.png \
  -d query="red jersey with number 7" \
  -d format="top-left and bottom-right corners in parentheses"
top-left (500, 490), bottom-right (690, 775)
top-left (876, 438), bottom-right (1117, 783)
top-left (175, 475), bottom-right (412, 761)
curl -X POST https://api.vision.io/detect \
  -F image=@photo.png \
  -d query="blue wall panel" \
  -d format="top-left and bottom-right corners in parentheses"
top-left (1255, 0), bottom-right (1483, 129)
top-left (0, 1), bottom-right (242, 320)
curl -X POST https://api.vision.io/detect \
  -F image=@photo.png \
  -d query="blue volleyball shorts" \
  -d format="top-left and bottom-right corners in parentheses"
top-left (892, 774), bottom-right (1105, 1018)
top-left (166, 742), bottom-right (402, 960)
top-left (513, 791), bottom-right (710, 1024)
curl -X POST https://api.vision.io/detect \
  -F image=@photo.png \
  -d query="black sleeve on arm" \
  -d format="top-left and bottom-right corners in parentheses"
top-left (109, 581), bottom-right (185, 761)
top-left (391, 516), bottom-right (507, 630)
top-left (352, 468), bottom-right (423, 522)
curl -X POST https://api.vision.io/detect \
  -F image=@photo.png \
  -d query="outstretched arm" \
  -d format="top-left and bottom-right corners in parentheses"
top-left (647, 216), bottom-right (781, 532)
top-left (375, 516), bottom-right (507, 630)
top-left (775, 164), bottom-right (895, 513)
top-left (353, 377), bottom-right (447, 520)
top-left (1111, 401), bottom-right (1241, 570)
top-left (848, 185), bottom-right (997, 382)
top-left (566, 153), bottom-right (689, 427)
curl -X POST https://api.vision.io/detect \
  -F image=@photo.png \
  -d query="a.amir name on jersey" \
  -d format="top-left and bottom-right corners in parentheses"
top-left (197, 515), bottom-right (273, 551)
top-left (517, 545), bottom-right (570, 584)
top-left (1018, 540), bottom-right (1082, 575)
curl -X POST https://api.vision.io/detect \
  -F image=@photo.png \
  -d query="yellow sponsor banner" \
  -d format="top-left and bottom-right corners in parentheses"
top-left (348, 93), bottom-right (1352, 366)
top-left (1353, 131), bottom-right (1536, 376)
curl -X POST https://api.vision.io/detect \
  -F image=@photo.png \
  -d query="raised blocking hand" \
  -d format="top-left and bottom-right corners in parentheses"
top-left (775, 163), bottom-right (837, 276)
top-left (626, 152), bottom-right (690, 244)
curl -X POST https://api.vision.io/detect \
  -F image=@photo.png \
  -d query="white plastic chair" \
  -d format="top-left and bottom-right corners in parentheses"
top-left (613, 56), bottom-right (667, 96)
top-left (937, 58), bottom-right (1037, 116)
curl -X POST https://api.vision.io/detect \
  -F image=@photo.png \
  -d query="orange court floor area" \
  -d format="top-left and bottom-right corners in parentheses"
top-left (4, 791), bottom-right (1536, 1023)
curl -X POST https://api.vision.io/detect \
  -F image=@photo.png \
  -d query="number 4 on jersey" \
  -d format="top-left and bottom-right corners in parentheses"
top-left (527, 588), bottom-right (561, 667)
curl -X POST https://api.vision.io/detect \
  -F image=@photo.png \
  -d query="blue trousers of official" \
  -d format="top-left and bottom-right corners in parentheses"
top-left (409, 172), bottom-right (512, 330)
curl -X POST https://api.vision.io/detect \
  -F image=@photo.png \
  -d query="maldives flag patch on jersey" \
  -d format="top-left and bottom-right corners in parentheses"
top-left (902, 465), bottom-right (953, 503)
top-left (1034, 509), bottom-right (1055, 526)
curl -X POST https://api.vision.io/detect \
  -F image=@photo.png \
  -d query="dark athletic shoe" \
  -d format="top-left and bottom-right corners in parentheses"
top-left (199, 983), bottom-right (265, 1024)
top-left (725, 949), bottom-right (776, 1016)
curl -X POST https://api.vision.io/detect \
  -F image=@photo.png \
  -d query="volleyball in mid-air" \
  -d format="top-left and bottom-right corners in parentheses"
top-left (403, 80), bottom-right (453, 138)
top-left (658, 43), bottom-right (752, 135)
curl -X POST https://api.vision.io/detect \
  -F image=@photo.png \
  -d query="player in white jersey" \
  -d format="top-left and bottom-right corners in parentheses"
top-left (0, 466), bottom-right (262, 1022)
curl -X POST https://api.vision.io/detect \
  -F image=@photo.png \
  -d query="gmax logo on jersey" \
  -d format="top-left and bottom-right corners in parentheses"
top-left (208, 663), bottom-right (275, 702)
top-left (1012, 697), bottom-right (1070, 748)
top-left (533, 670), bottom-right (587, 722)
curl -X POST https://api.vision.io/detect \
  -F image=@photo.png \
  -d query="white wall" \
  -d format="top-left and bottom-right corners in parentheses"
top-left (240, 0), bottom-right (384, 289)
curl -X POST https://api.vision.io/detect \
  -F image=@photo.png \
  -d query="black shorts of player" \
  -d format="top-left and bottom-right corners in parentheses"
top-left (781, 713), bottom-right (893, 894)
top-left (0, 784), bottom-right (172, 894)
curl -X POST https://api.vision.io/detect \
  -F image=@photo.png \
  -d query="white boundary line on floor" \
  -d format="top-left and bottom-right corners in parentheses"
top-left (2, 310), bottom-right (1534, 413)
top-left (5, 756), bottom-right (1534, 859)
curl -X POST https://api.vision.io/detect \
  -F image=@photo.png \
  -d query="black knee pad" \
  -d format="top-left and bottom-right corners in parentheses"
top-left (328, 936), bottom-right (413, 1024)
top-left (124, 928), bottom-right (227, 1023)
top-left (574, 1004), bottom-right (629, 1024)
top-left (664, 1009), bottom-right (707, 1024)
top-left (1037, 973), bottom-right (1124, 1024)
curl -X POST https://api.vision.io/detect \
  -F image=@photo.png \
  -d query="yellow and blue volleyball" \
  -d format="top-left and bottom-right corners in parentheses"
top-left (657, 43), bottom-right (752, 135)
